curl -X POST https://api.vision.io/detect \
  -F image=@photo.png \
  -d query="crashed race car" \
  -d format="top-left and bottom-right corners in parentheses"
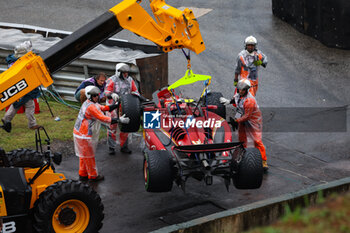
top-left (123, 69), bottom-right (264, 192)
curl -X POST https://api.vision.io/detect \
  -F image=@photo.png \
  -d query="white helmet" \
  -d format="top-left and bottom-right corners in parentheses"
top-left (237, 79), bottom-right (251, 90)
top-left (116, 62), bottom-right (129, 72)
top-left (244, 36), bottom-right (257, 46)
top-left (85, 86), bottom-right (101, 99)
top-left (115, 63), bottom-right (130, 77)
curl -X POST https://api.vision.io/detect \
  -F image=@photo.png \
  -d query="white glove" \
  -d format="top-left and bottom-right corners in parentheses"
top-left (131, 91), bottom-right (140, 97)
top-left (111, 93), bottom-right (119, 102)
top-left (119, 114), bottom-right (130, 124)
top-left (220, 97), bottom-right (231, 106)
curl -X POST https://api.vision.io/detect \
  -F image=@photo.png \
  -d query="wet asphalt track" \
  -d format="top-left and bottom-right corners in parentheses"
top-left (1, 0), bottom-right (350, 232)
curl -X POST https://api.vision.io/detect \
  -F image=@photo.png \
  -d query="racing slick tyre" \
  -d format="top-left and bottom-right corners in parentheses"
top-left (233, 148), bottom-right (263, 189)
top-left (33, 180), bottom-right (104, 233)
top-left (206, 92), bottom-right (226, 119)
top-left (144, 149), bottom-right (174, 192)
top-left (5, 149), bottom-right (44, 168)
top-left (119, 93), bottom-right (142, 132)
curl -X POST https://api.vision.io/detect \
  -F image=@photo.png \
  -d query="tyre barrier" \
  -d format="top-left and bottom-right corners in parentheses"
top-left (152, 177), bottom-right (350, 233)
top-left (272, 0), bottom-right (350, 49)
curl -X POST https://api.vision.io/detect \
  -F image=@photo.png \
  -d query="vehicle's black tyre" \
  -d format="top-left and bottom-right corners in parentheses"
top-left (6, 149), bottom-right (44, 168)
top-left (33, 180), bottom-right (104, 233)
top-left (144, 149), bottom-right (174, 192)
top-left (205, 92), bottom-right (226, 119)
top-left (0, 147), bottom-right (9, 167)
top-left (233, 148), bottom-right (263, 189)
top-left (119, 93), bottom-right (142, 132)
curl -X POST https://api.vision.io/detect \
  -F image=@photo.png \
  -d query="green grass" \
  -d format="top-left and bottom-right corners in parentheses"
top-left (0, 99), bottom-right (83, 151)
top-left (245, 191), bottom-right (350, 233)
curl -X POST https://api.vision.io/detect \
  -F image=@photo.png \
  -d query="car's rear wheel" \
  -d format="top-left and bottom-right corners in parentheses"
top-left (205, 92), bottom-right (226, 119)
top-left (233, 148), bottom-right (263, 189)
top-left (118, 94), bottom-right (142, 132)
top-left (144, 149), bottom-right (174, 192)
top-left (33, 180), bottom-right (104, 233)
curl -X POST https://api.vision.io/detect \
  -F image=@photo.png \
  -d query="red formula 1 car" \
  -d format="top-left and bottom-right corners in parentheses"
top-left (136, 70), bottom-right (264, 192)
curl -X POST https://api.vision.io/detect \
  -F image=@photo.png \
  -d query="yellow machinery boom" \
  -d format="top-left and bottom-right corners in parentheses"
top-left (0, 0), bottom-right (205, 110)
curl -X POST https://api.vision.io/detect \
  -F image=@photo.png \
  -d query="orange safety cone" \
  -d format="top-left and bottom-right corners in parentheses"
top-left (34, 98), bottom-right (40, 114)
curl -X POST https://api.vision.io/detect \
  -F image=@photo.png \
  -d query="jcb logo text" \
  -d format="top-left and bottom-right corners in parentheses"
top-left (0, 80), bottom-right (28, 103)
top-left (1, 221), bottom-right (16, 233)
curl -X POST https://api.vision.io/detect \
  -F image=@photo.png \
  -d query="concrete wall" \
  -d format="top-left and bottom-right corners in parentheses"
top-left (153, 177), bottom-right (350, 233)
top-left (272, 0), bottom-right (350, 49)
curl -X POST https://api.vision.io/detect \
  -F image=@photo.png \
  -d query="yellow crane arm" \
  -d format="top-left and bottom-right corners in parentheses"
top-left (0, 0), bottom-right (205, 110)
top-left (111, 0), bottom-right (205, 53)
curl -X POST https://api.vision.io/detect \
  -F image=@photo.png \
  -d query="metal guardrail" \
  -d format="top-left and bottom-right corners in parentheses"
top-left (0, 48), bottom-right (168, 102)
top-left (0, 23), bottom-right (168, 102)
top-left (0, 48), bottom-right (119, 102)
top-left (0, 48), bottom-right (153, 103)
top-left (0, 22), bottom-right (163, 54)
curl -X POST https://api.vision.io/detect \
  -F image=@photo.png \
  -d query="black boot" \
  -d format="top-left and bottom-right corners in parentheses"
top-left (1, 119), bottom-right (11, 133)
top-left (109, 147), bottom-right (115, 155)
top-left (89, 174), bottom-right (104, 182)
top-left (79, 175), bottom-right (88, 181)
top-left (120, 145), bottom-right (132, 154)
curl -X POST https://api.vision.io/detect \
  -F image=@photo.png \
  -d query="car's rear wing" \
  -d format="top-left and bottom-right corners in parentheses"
top-left (174, 142), bottom-right (243, 153)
